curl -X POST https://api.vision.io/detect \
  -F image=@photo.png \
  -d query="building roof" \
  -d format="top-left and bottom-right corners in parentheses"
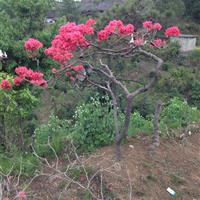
top-left (80, 0), bottom-right (126, 12)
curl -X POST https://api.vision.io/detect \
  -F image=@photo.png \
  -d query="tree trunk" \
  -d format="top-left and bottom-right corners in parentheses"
top-left (18, 116), bottom-right (25, 151)
top-left (108, 83), bottom-right (122, 161)
top-left (152, 100), bottom-right (162, 147)
top-left (122, 97), bottom-right (133, 138)
top-left (115, 138), bottom-right (122, 161)
top-left (0, 114), bottom-right (6, 149)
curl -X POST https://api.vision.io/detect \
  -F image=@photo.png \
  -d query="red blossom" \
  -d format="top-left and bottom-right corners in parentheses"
top-left (65, 72), bottom-right (72, 77)
top-left (24, 38), bottom-right (43, 51)
top-left (150, 38), bottom-right (166, 48)
top-left (97, 20), bottom-right (134, 41)
top-left (86, 18), bottom-right (96, 26)
top-left (153, 23), bottom-right (162, 30)
top-left (143, 21), bottom-right (154, 30)
top-left (44, 47), bottom-right (74, 64)
top-left (71, 65), bottom-right (85, 71)
top-left (134, 38), bottom-right (144, 46)
top-left (27, 71), bottom-right (43, 81)
top-left (14, 66), bottom-right (47, 87)
top-left (118, 24), bottom-right (134, 35)
top-left (70, 76), bottom-right (76, 81)
top-left (14, 76), bottom-right (24, 86)
top-left (52, 68), bottom-right (58, 74)
top-left (165, 26), bottom-right (181, 37)
top-left (97, 30), bottom-right (110, 41)
top-left (15, 66), bottom-right (29, 77)
top-left (18, 191), bottom-right (26, 199)
top-left (0, 80), bottom-right (12, 90)
top-left (30, 79), bottom-right (48, 88)
top-left (45, 20), bottom-right (95, 64)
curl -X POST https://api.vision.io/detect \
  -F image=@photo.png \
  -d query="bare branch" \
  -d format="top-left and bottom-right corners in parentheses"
top-left (87, 79), bottom-right (109, 92)
top-left (48, 137), bottom-right (59, 169)
top-left (99, 59), bottom-right (130, 96)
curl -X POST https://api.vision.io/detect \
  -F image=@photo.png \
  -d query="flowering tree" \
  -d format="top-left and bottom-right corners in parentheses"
top-left (0, 18), bottom-right (180, 160)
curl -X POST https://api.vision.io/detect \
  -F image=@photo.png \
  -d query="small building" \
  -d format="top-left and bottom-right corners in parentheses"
top-left (80, 0), bottom-right (126, 16)
top-left (170, 34), bottom-right (197, 52)
top-left (45, 10), bottom-right (57, 24)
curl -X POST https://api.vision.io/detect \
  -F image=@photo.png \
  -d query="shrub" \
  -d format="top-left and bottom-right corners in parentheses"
top-left (156, 65), bottom-right (200, 109)
top-left (128, 112), bottom-right (153, 136)
top-left (72, 95), bottom-right (114, 151)
top-left (161, 97), bottom-right (200, 130)
top-left (149, 41), bottom-right (180, 61)
top-left (188, 47), bottom-right (200, 66)
top-left (34, 114), bottom-right (71, 156)
top-left (0, 152), bottom-right (39, 176)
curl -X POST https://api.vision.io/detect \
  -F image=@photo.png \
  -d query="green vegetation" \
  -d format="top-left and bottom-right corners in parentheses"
top-left (0, 0), bottom-right (200, 180)
top-left (34, 114), bottom-right (71, 156)
top-left (0, 152), bottom-right (39, 176)
top-left (130, 97), bottom-right (200, 136)
top-left (71, 95), bottom-right (115, 151)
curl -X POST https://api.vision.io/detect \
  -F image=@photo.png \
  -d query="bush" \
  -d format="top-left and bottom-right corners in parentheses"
top-left (34, 114), bottom-right (71, 156)
top-left (156, 65), bottom-right (200, 108)
top-left (149, 41), bottom-right (180, 61)
top-left (130, 98), bottom-right (200, 137)
top-left (72, 95), bottom-right (114, 151)
top-left (161, 97), bottom-right (200, 129)
top-left (0, 152), bottom-right (39, 176)
top-left (128, 112), bottom-right (153, 136)
top-left (188, 47), bottom-right (200, 66)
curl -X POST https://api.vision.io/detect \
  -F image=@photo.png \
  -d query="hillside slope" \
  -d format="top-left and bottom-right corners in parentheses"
top-left (20, 132), bottom-right (200, 200)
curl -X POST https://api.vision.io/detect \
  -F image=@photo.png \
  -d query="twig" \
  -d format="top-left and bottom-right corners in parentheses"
top-left (126, 165), bottom-right (133, 200)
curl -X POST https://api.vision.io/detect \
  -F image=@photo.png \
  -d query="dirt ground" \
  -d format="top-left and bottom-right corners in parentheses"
top-left (11, 132), bottom-right (200, 200)
top-left (87, 133), bottom-right (200, 200)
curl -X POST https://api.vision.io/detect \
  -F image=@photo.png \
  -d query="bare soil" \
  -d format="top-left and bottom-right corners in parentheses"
top-left (19, 133), bottom-right (200, 200)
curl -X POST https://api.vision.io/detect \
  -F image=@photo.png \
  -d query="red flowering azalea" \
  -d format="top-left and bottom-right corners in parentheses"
top-left (134, 38), bottom-right (144, 46)
top-left (45, 20), bottom-right (95, 64)
top-left (14, 76), bottom-right (24, 86)
top-left (165, 26), bottom-right (181, 37)
top-left (18, 191), bottom-right (26, 199)
top-left (119, 24), bottom-right (134, 35)
top-left (150, 38), bottom-right (166, 48)
top-left (70, 76), bottom-right (76, 81)
top-left (0, 80), bottom-right (12, 90)
top-left (71, 65), bottom-right (85, 71)
top-left (143, 21), bottom-right (162, 31)
top-left (97, 30), bottom-right (110, 41)
top-left (30, 79), bottom-right (48, 87)
top-left (15, 66), bottom-right (29, 77)
top-left (65, 72), bottom-right (72, 77)
top-left (44, 47), bottom-right (74, 64)
top-left (97, 20), bottom-right (134, 41)
top-left (153, 23), bottom-right (162, 30)
top-left (52, 68), bottom-right (58, 74)
top-left (143, 21), bottom-right (154, 30)
top-left (14, 66), bottom-right (47, 87)
top-left (86, 18), bottom-right (96, 26)
top-left (24, 38), bottom-right (43, 51)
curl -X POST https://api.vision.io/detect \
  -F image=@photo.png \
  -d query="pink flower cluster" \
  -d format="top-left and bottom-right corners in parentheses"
top-left (24, 38), bottom-right (43, 51)
top-left (65, 65), bottom-right (85, 81)
top-left (150, 38), bottom-right (166, 48)
top-left (71, 65), bottom-right (85, 72)
top-left (143, 21), bottom-right (162, 31)
top-left (98, 20), bottom-right (134, 41)
top-left (18, 191), bottom-right (26, 199)
top-left (45, 19), bottom-right (96, 64)
top-left (0, 80), bottom-right (12, 90)
top-left (14, 66), bottom-right (47, 87)
top-left (134, 38), bottom-right (144, 46)
top-left (165, 26), bottom-right (181, 37)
